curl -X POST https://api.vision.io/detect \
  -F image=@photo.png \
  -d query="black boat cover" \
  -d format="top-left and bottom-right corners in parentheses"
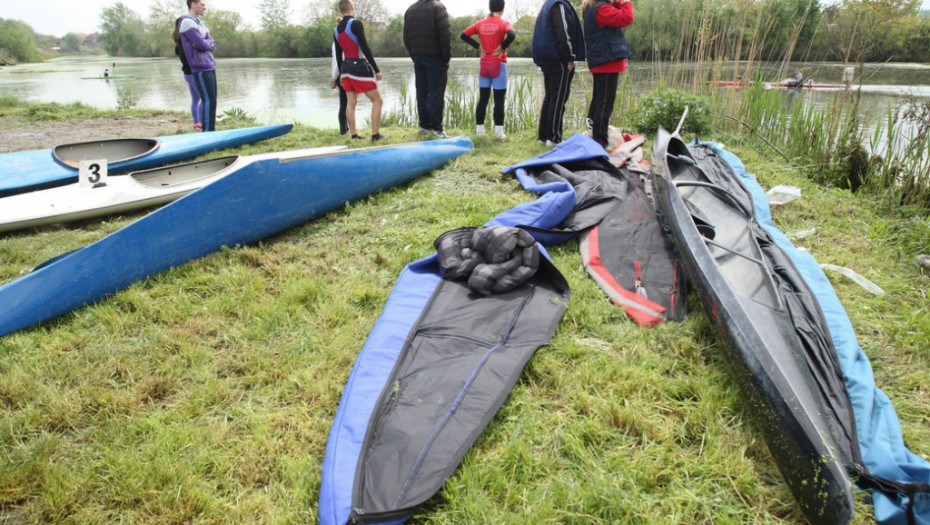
top-left (319, 196), bottom-right (572, 525)
top-left (503, 133), bottom-right (686, 326)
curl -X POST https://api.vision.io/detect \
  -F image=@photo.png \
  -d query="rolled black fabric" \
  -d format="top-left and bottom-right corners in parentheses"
top-left (434, 226), bottom-right (540, 295)
top-left (434, 227), bottom-right (483, 280)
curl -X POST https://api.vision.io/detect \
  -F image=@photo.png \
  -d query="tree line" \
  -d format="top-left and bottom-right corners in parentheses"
top-left (2, 0), bottom-right (928, 65)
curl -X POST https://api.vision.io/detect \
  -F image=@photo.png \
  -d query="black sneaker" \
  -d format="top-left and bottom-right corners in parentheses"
top-left (351, 134), bottom-right (365, 140)
top-left (371, 133), bottom-right (389, 141)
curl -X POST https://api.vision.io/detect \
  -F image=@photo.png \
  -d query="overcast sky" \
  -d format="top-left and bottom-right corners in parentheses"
top-left (4, 0), bottom-right (928, 37)
top-left (2, 0), bottom-right (496, 37)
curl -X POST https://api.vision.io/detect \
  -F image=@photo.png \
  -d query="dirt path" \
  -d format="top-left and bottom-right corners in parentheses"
top-left (0, 114), bottom-right (191, 153)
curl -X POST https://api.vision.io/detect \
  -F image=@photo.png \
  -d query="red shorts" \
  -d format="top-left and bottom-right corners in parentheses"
top-left (341, 77), bottom-right (377, 93)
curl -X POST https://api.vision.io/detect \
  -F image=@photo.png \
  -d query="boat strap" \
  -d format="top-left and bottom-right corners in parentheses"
top-left (851, 463), bottom-right (930, 525)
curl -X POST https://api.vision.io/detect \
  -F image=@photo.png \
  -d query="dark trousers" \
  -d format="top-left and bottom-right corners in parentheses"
top-left (193, 69), bottom-right (217, 132)
top-left (337, 83), bottom-right (349, 135)
top-left (538, 62), bottom-right (574, 143)
top-left (476, 88), bottom-right (506, 126)
top-left (412, 55), bottom-right (448, 132)
top-left (587, 72), bottom-right (620, 147)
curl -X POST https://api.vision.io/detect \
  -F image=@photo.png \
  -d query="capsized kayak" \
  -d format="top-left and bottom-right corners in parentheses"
top-left (0, 124), bottom-right (293, 198)
top-left (653, 128), bottom-right (857, 524)
top-left (0, 146), bottom-right (347, 233)
top-left (0, 136), bottom-right (473, 337)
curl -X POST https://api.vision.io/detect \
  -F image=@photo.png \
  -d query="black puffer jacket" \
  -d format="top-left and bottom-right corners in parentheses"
top-left (403, 0), bottom-right (451, 63)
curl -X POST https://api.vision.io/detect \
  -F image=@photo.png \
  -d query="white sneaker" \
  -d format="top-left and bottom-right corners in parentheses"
top-left (476, 125), bottom-right (485, 136)
top-left (419, 128), bottom-right (431, 136)
top-left (545, 140), bottom-right (556, 148)
top-left (494, 126), bottom-right (506, 139)
top-left (431, 130), bottom-right (449, 139)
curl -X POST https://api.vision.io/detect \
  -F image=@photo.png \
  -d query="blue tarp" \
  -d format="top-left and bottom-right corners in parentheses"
top-left (708, 142), bottom-right (930, 525)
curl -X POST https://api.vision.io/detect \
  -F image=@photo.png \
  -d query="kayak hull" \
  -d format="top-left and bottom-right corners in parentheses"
top-left (653, 130), bottom-right (856, 525)
top-left (0, 137), bottom-right (473, 337)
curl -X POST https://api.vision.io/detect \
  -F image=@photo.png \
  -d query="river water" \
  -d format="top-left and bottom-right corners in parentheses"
top-left (2, 55), bottom-right (929, 131)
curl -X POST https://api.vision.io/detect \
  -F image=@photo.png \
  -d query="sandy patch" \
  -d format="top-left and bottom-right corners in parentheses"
top-left (0, 115), bottom-right (192, 153)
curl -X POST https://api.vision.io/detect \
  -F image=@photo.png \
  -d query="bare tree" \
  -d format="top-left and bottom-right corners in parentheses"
top-left (353, 0), bottom-right (390, 24)
top-left (302, 0), bottom-right (338, 24)
top-left (260, 0), bottom-right (293, 30)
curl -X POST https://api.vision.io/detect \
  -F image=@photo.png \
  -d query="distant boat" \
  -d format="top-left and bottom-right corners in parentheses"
top-left (0, 124), bottom-right (293, 198)
top-left (706, 79), bottom-right (848, 90)
top-left (0, 136), bottom-right (474, 337)
top-left (81, 74), bottom-right (134, 79)
top-left (0, 146), bottom-right (347, 233)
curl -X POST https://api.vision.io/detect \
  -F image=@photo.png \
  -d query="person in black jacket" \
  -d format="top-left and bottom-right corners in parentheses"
top-left (403, 0), bottom-right (451, 138)
top-left (532, 0), bottom-right (585, 146)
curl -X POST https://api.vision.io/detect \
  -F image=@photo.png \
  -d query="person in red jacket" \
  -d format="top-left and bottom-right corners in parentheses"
top-left (461, 0), bottom-right (516, 139)
top-left (582, 0), bottom-right (633, 148)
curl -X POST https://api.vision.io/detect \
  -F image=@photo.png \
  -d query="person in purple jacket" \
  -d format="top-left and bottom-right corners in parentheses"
top-left (178, 0), bottom-right (217, 132)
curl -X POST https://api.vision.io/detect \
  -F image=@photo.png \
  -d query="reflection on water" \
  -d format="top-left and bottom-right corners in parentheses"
top-left (2, 56), bottom-right (929, 130)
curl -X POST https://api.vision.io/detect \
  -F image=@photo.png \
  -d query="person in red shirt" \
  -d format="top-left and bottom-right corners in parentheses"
top-left (582, 0), bottom-right (633, 147)
top-left (461, 0), bottom-right (516, 139)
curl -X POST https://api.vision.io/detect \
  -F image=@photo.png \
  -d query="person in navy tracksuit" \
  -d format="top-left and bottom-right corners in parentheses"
top-left (179, 0), bottom-right (217, 132)
top-left (532, 0), bottom-right (585, 146)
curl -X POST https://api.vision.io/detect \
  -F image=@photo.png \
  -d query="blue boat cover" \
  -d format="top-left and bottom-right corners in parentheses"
top-left (319, 193), bottom-right (573, 525)
top-left (707, 142), bottom-right (930, 524)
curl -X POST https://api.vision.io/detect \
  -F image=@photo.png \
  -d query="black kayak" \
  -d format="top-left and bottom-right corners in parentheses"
top-left (652, 129), bottom-right (858, 524)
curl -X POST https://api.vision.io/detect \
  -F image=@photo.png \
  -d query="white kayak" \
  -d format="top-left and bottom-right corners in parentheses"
top-left (0, 145), bottom-right (346, 233)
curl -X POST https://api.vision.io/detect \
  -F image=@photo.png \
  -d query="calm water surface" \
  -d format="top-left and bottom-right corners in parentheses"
top-left (2, 56), bottom-right (929, 130)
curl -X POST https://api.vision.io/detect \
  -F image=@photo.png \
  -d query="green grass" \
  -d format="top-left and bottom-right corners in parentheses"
top-left (0, 100), bottom-right (928, 524)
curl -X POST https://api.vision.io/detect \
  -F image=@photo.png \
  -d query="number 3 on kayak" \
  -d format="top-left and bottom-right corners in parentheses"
top-left (79, 159), bottom-right (108, 188)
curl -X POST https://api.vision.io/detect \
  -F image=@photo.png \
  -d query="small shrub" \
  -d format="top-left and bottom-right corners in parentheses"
top-left (628, 88), bottom-right (712, 139)
top-left (116, 86), bottom-right (138, 110)
top-left (221, 107), bottom-right (257, 125)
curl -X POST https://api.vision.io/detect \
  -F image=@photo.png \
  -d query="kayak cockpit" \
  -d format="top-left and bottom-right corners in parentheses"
top-left (130, 156), bottom-right (239, 188)
top-left (53, 138), bottom-right (160, 168)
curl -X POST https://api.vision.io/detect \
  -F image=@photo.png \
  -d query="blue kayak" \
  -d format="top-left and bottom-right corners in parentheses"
top-left (0, 136), bottom-right (473, 337)
top-left (0, 124), bottom-right (293, 198)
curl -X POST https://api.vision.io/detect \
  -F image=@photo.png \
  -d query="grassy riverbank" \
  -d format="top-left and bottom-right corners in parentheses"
top-left (0, 99), bottom-right (927, 524)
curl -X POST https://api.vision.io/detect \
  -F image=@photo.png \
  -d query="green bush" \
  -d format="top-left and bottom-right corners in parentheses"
top-left (628, 89), bottom-right (712, 139)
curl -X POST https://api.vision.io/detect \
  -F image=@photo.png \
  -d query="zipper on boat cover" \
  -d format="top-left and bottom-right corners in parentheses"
top-left (349, 280), bottom-right (538, 524)
top-left (346, 276), bottom-right (448, 525)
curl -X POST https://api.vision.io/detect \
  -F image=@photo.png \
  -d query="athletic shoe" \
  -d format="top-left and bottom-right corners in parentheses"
top-left (193, 123), bottom-right (203, 130)
top-left (351, 134), bottom-right (365, 140)
top-left (476, 125), bottom-right (486, 136)
top-left (371, 133), bottom-right (389, 141)
top-left (494, 126), bottom-right (506, 139)
top-left (419, 128), bottom-right (431, 136)
top-left (431, 130), bottom-right (449, 139)
top-left (545, 140), bottom-right (556, 148)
